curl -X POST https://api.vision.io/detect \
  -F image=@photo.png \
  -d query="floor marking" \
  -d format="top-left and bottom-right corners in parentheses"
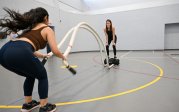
top-left (61, 65), bottom-right (78, 68)
top-left (164, 53), bottom-right (179, 65)
top-left (120, 51), bottom-right (132, 58)
top-left (0, 59), bottom-right (163, 109)
top-left (124, 57), bottom-right (167, 59)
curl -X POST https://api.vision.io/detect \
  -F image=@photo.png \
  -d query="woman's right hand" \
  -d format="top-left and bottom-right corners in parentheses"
top-left (61, 55), bottom-right (67, 61)
top-left (62, 56), bottom-right (67, 61)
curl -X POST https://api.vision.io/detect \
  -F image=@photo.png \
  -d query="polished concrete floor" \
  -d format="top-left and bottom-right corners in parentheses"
top-left (0, 51), bottom-right (179, 112)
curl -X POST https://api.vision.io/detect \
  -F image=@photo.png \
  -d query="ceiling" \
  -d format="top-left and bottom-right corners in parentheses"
top-left (34, 0), bottom-right (179, 14)
top-left (82, 0), bottom-right (177, 10)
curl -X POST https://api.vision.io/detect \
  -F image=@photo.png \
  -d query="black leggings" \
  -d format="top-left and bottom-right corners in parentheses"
top-left (0, 41), bottom-right (48, 99)
top-left (106, 36), bottom-right (117, 56)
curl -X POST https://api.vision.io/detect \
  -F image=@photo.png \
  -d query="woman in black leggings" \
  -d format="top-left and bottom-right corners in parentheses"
top-left (104, 19), bottom-right (117, 59)
top-left (0, 7), bottom-right (66, 112)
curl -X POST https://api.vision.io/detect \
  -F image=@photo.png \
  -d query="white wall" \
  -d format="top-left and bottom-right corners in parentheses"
top-left (165, 23), bottom-right (179, 49)
top-left (59, 4), bottom-right (179, 51)
top-left (1, 0), bottom-right (179, 52)
top-left (57, 0), bottom-right (84, 11)
top-left (0, 0), bottom-right (61, 53)
top-left (35, 0), bottom-right (85, 12)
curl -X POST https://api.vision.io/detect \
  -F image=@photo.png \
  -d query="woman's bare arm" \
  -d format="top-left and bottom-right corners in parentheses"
top-left (44, 27), bottom-right (66, 60)
top-left (112, 27), bottom-right (116, 45)
top-left (34, 51), bottom-right (44, 58)
top-left (33, 51), bottom-right (50, 58)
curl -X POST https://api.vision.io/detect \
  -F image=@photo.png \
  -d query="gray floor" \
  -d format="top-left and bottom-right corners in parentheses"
top-left (0, 51), bottom-right (179, 112)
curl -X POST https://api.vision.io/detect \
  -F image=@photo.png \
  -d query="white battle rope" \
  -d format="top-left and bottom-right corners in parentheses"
top-left (48, 22), bottom-right (110, 68)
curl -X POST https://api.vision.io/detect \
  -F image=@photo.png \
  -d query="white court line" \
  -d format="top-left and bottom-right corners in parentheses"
top-left (153, 50), bottom-right (155, 54)
top-left (120, 51), bottom-right (132, 58)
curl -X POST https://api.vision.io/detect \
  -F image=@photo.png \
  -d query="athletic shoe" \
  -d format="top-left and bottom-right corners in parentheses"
top-left (39, 103), bottom-right (56, 112)
top-left (21, 100), bottom-right (40, 112)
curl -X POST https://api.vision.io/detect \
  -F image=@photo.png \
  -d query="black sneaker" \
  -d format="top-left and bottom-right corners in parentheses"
top-left (21, 100), bottom-right (40, 112)
top-left (39, 103), bottom-right (56, 112)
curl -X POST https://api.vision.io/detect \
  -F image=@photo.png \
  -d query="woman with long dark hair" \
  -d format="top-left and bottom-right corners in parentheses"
top-left (0, 7), bottom-right (65, 112)
top-left (104, 19), bottom-right (117, 59)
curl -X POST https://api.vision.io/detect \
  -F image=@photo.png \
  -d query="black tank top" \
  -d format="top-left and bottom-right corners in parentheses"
top-left (106, 30), bottom-right (113, 40)
top-left (106, 30), bottom-right (117, 40)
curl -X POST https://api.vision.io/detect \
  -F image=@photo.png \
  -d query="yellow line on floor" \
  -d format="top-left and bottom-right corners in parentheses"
top-left (0, 59), bottom-right (163, 109)
top-left (0, 106), bottom-right (22, 109)
top-left (56, 59), bottom-right (163, 106)
top-left (61, 65), bottom-right (78, 68)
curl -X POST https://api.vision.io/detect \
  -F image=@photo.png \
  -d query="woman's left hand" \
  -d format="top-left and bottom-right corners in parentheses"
top-left (112, 41), bottom-right (116, 46)
top-left (43, 54), bottom-right (50, 58)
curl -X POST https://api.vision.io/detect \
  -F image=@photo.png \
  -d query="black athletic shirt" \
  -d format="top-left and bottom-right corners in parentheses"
top-left (106, 30), bottom-right (116, 40)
